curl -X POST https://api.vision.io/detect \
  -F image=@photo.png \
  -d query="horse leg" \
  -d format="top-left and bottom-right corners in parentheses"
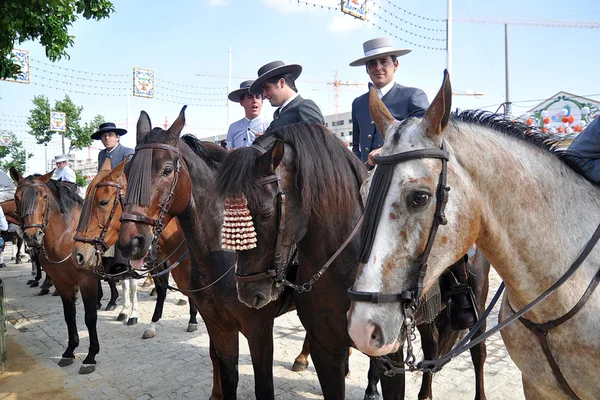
top-left (15, 236), bottom-right (22, 264)
top-left (39, 273), bottom-right (53, 295)
top-left (205, 322), bottom-right (239, 400)
top-left (78, 277), bottom-right (100, 374)
top-left (54, 283), bottom-right (79, 367)
top-left (117, 279), bottom-right (131, 321)
top-left (308, 337), bottom-right (347, 400)
top-left (379, 347), bottom-right (406, 400)
top-left (246, 323), bottom-right (275, 399)
top-left (363, 358), bottom-right (381, 400)
top-left (292, 333), bottom-right (310, 372)
top-left (105, 278), bottom-right (119, 311)
top-left (469, 251), bottom-right (490, 400)
top-left (143, 282), bottom-right (167, 339)
top-left (96, 279), bottom-right (103, 310)
top-left (208, 340), bottom-right (224, 400)
top-left (187, 300), bottom-right (199, 332)
top-left (126, 279), bottom-right (139, 325)
top-left (416, 322), bottom-right (439, 400)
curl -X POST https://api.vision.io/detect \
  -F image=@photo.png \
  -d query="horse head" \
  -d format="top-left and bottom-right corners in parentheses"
top-left (72, 159), bottom-right (127, 269)
top-left (11, 168), bottom-right (55, 248)
top-left (348, 71), bottom-right (480, 356)
top-left (117, 107), bottom-right (193, 265)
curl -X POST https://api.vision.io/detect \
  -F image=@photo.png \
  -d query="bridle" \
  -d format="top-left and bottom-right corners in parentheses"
top-left (120, 143), bottom-right (185, 274)
top-left (233, 144), bottom-right (364, 294)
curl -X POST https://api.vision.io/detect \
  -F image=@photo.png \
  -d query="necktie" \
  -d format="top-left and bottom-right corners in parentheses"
top-left (274, 108), bottom-right (281, 119)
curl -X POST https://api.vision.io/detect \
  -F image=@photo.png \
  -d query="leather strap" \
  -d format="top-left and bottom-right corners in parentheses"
top-left (120, 212), bottom-right (156, 226)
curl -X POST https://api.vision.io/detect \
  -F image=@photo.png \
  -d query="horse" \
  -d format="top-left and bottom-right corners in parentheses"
top-left (347, 71), bottom-right (600, 399)
top-left (10, 168), bottom-right (101, 374)
top-left (1, 199), bottom-right (25, 264)
top-left (71, 158), bottom-right (199, 337)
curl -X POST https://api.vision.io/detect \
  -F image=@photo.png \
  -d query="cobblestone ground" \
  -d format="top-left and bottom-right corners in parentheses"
top-left (1, 248), bottom-right (524, 399)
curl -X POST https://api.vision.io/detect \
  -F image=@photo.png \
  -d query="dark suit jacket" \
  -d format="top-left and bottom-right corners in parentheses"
top-left (97, 143), bottom-right (135, 171)
top-left (266, 95), bottom-right (325, 133)
top-left (352, 83), bottom-right (429, 162)
top-left (564, 116), bottom-right (600, 184)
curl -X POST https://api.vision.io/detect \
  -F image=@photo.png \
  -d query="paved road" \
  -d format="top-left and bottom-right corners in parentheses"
top-left (1, 250), bottom-right (524, 399)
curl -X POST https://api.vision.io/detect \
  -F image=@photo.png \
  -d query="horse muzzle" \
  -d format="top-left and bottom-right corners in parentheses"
top-left (23, 230), bottom-right (44, 248)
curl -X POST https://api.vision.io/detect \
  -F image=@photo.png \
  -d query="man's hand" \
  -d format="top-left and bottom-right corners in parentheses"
top-left (367, 148), bottom-right (383, 167)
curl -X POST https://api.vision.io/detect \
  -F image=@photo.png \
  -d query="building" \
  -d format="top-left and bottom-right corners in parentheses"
top-left (323, 111), bottom-right (353, 149)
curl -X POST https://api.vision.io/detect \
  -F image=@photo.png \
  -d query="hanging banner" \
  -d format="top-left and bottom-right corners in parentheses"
top-left (133, 68), bottom-right (154, 98)
top-left (0, 130), bottom-right (12, 147)
top-left (3, 49), bottom-right (30, 84)
top-left (50, 111), bottom-right (67, 132)
top-left (341, 0), bottom-right (367, 20)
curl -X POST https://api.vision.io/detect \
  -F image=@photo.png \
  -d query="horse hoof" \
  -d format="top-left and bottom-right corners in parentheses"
top-left (363, 394), bottom-right (380, 400)
top-left (187, 323), bottom-right (198, 332)
top-left (38, 288), bottom-right (50, 296)
top-left (105, 304), bottom-right (117, 312)
top-left (291, 360), bottom-right (309, 372)
top-left (96, 303), bottom-right (102, 310)
top-left (176, 299), bottom-right (187, 306)
top-left (16, 258), bottom-right (22, 264)
top-left (26, 279), bottom-right (34, 285)
top-left (127, 317), bottom-right (138, 326)
top-left (149, 288), bottom-right (157, 296)
top-left (29, 281), bottom-right (40, 287)
top-left (79, 364), bottom-right (96, 374)
top-left (142, 330), bottom-right (156, 339)
top-left (116, 313), bottom-right (127, 322)
top-left (57, 357), bottom-right (74, 367)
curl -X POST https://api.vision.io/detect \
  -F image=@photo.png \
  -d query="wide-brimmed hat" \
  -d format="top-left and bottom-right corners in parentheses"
top-left (91, 122), bottom-right (127, 140)
top-left (228, 80), bottom-right (255, 103)
top-left (349, 37), bottom-right (411, 67)
top-left (249, 61), bottom-right (302, 95)
top-left (53, 154), bottom-right (69, 163)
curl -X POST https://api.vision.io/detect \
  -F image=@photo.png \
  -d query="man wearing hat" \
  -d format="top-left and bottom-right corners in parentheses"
top-left (350, 37), bottom-right (429, 166)
top-left (53, 154), bottom-right (76, 183)
top-left (249, 61), bottom-right (324, 133)
top-left (226, 80), bottom-right (270, 149)
top-left (92, 122), bottom-right (134, 172)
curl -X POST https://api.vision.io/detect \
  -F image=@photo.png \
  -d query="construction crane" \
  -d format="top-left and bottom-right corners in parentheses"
top-left (327, 71), bottom-right (365, 117)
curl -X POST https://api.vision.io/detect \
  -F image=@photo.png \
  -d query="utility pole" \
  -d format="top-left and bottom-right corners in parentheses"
top-left (227, 47), bottom-right (232, 128)
top-left (504, 24), bottom-right (511, 115)
top-left (446, 0), bottom-right (452, 75)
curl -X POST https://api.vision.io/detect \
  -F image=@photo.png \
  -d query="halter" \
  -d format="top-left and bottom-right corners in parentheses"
top-left (120, 143), bottom-right (185, 274)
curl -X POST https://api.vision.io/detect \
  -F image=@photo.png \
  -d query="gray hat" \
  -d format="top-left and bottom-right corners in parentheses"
top-left (228, 80), bottom-right (255, 103)
top-left (249, 61), bottom-right (302, 95)
top-left (349, 37), bottom-right (411, 67)
top-left (54, 154), bottom-right (69, 163)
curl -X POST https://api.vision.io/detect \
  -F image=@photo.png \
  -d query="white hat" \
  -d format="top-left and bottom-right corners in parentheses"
top-left (54, 154), bottom-right (69, 163)
top-left (349, 37), bottom-right (411, 67)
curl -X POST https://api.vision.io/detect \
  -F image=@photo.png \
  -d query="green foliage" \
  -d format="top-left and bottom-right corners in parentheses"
top-left (0, 135), bottom-right (32, 175)
top-left (0, 0), bottom-right (115, 79)
top-left (74, 169), bottom-right (87, 187)
top-left (27, 94), bottom-right (101, 153)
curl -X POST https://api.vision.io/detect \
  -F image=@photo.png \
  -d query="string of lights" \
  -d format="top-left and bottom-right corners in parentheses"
top-left (156, 91), bottom-right (227, 103)
top-left (30, 74), bottom-right (128, 91)
top-left (369, 9), bottom-right (446, 42)
top-left (379, 0), bottom-right (446, 23)
top-left (155, 78), bottom-right (225, 90)
top-left (367, 20), bottom-right (446, 50)
top-left (31, 58), bottom-right (128, 77)
top-left (30, 81), bottom-right (127, 96)
top-left (292, 0), bottom-right (339, 12)
top-left (31, 66), bottom-right (129, 84)
top-left (154, 96), bottom-right (227, 108)
top-left (155, 83), bottom-right (227, 97)
top-left (370, 2), bottom-right (446, 32)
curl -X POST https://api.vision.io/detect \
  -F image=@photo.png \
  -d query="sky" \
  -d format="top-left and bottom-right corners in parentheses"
top-left (0, 0), bottom-right (599, 174)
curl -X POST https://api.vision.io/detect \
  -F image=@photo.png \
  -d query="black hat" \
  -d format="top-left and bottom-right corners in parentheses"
top-left (91, 122), bottom-right (128, 140)
top-left (228, 80), bottom-right (255, 103)
top-left (249, 61), bottom-right (302, 95)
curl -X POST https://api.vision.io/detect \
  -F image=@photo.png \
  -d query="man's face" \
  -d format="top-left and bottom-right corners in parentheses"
top-left (55, 161), bottom-right (66, 170)
top-left (366, 56), bottom-right (398, 89)
top-left (240, 93), bottom-right (263, 118)
top-left (262, 79), bottom-right (285, 107)
top-left (101, 131), bottom-right (119, 150)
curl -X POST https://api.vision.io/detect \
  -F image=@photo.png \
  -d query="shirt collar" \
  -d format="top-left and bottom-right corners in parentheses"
top-left (376, 81), bottom-right (395, 99)
top-left (106, 143), bottom-right (119, 154)
top-left (279, 92), bottom-right (299, 112)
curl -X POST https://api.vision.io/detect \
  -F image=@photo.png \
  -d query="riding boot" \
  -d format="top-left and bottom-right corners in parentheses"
top-left (443, 255), bottom-right (478, 331)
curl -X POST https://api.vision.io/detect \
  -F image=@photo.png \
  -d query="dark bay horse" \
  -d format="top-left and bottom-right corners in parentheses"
top-left (217, 122), bottom-right (490, 399)
top-left (10, 168), bottom-right (100, 374)
top-left (71, 159), bottom-right (200, 338)
top-left (117, 107), bottom-right (305, 399)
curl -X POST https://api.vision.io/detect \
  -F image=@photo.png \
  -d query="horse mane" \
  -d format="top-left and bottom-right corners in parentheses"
top-left (217, 122), bottom-right (366, 222)
top-left (181, 134), bottom-right (222, 170)
top-left (46, 179), bottom-right (83, 214)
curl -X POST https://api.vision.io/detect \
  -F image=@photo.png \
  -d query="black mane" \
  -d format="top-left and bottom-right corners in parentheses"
top-left (181, 134), bottom-right (220, 170)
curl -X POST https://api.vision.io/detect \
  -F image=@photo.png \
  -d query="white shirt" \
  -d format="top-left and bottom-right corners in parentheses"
top-left (226, 115), bottom-right (271, 149)
top-left (279, 92), bottom-right (299, 112)
top-left (0, 207), bottom-right (8, 231)
top-left (56, 165), bottom-right (76, 183)
top-left (376, 81), bottom-right (395, 99)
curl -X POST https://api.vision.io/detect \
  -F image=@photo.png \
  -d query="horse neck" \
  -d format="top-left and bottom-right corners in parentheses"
top-left (449, 125), bottom-right (600, 315)
top-left (45, 194), bottom-right (80, 258)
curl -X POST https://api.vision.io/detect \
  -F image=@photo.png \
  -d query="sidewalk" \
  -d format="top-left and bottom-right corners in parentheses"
top-left (0, 253), bottom-right (524, 399)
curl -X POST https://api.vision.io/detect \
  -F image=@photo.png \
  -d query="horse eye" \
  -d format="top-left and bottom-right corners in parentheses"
top-left (261, 210), bottom-right (274, 220)
top-left (411, 192), bottom-right (430, 207)
top-left (163, 167), bottom-right (173, 176)
top-left (99, 200), bottom-right (110, 206)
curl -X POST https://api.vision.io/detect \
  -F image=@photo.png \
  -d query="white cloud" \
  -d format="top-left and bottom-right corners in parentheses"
top-left (328, 15), bottom-right (365, 32)
top-left (208, 0), bottom-right (230, 6)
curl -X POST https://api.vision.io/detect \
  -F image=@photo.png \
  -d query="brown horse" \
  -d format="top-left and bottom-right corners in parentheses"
top-left (117, 108), bottom-right (314, 400)
top-left (10, 168), bottom-right (100, 374)
top-left (216, 122), bottom-right (491, 400)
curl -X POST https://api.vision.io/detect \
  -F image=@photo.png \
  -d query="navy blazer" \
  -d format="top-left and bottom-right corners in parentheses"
top-left (352, 83), bottom-right (429, 162)
top-left (266, 95), bottom-right (325, 133)
top-left (564, 116), bottom-right (600, 184)
top-left (97, 143), bottom-right (135, 171)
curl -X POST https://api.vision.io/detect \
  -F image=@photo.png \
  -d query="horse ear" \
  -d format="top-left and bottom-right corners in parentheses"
top-left (100, 158), bottom-right (112, 171)
top-left (9, 166), bottom-right (22, 184)
top-left (423, 70), bottom-right (452, 140)
top-left (108, 160), bottom-right (127, 181)
top-left (167, 105), bottom-right (187, 138)
top-left (369, 84), bottom-right (396, 140)
top-left (258, 140), bottom-right (285, 174)
top-left (41, 170), bottom-right (54, 183)
top-left (137, 111), bottom-right (152, 145)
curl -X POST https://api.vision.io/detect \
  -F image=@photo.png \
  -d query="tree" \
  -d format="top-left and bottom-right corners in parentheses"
top-left (74, 169), bottom-right (88, 187)
top-left (0, 135), bottom-right (32, 175)
top-left (0, 1), bottom-right (115, 79)
top-left (27, 94), bottom-right (100, 154)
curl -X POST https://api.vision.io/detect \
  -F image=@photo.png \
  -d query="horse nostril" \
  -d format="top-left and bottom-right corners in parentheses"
top-left (251, 292), bottom-right (267, 308)
top-left (369, 323), bottom-right (385, 348)
top-left (75, 253), bottom-right (84, 266)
